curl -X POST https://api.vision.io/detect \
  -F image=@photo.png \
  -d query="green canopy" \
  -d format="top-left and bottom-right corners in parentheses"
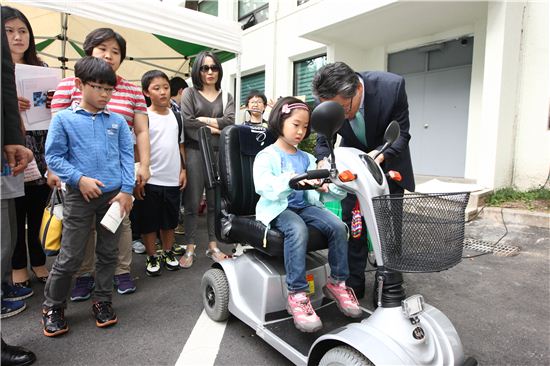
top-left (154, 34), bottom-right (236, 64)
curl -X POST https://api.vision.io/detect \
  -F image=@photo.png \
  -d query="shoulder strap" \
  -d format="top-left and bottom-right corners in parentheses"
top-left (172, 109), bottom-right (183, 144)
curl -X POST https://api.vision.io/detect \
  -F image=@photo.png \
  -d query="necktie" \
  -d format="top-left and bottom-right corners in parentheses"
top-left (350, 110), bottom-right (367, 147)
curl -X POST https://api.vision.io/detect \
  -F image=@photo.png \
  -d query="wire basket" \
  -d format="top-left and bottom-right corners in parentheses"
top-left (371, 192), bottom-right (470, 273)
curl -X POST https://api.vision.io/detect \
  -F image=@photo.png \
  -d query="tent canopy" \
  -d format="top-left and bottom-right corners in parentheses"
top-left (5, 0), bottom-right (242, 83)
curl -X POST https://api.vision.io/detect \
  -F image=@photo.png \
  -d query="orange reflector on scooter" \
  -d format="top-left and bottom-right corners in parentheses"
top-left (388, 170), bottom-right (402, 182)
top-left (338, 170), bottom-right (357, 182)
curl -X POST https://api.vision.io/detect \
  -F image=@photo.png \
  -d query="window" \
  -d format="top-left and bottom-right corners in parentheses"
top-left (293, 54), bottom-right (327, 106)
top-left (240, 72), bottom-right (265, 107)
top-left (185, 0), bottom-right (218, 16)
top-left (198, 1), bottom-right (218, 16)
top-left (238, 0), bottom-right (269, 29)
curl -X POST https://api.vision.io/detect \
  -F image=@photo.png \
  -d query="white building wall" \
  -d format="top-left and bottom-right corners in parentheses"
top-left (464, 19), bottom-right (487, 181)
top-left (512, 1), bottom-right (550, 189)
top-left (477, 1), bottom-right (524, 188)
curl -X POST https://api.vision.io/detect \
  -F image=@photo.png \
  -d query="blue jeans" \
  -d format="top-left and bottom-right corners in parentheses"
top-left (272, 205), bottom-right (349, 292)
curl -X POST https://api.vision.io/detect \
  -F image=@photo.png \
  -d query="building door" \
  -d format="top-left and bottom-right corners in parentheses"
top-left (389, 37), bottom-right (473, 177)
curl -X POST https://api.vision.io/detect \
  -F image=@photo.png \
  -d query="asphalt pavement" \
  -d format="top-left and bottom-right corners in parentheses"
top-left (1, 214), bottom-right (549, 366)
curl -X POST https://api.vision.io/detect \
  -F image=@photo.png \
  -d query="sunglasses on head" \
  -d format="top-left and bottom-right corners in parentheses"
top-left (199, 64), bottom-right (220, 73)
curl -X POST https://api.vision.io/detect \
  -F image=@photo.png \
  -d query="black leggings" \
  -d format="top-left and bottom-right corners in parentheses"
top-left (12, 184), bottom-right (50, 270)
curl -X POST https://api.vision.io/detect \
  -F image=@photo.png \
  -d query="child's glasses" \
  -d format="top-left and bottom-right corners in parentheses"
top-left (85, 82), bottom-right (115, 94)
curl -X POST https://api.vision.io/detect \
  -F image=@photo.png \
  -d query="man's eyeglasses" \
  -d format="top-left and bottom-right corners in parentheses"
top-left (199, 64), bottom-right (220, 73)
top-left (85, 83), bottom-right (115, 94)
top-left (344, 95), bottom-right (353, 115)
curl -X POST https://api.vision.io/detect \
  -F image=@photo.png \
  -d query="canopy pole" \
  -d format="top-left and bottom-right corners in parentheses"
top-left (235, 53), bottom-right (242, 124)
top-left (60, 12), bottom-right (68, 78)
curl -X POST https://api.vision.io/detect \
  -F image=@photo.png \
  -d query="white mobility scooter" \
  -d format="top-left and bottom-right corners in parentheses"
top-left (197, 101), bottom-right (477, 366)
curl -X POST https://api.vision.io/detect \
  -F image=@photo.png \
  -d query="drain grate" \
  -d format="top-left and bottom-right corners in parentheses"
top-left (464, 238), bottom-right (521, 257)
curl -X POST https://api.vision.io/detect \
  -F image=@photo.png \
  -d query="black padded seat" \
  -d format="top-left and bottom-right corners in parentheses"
top-left (215, 124), bottom-right (328, 257)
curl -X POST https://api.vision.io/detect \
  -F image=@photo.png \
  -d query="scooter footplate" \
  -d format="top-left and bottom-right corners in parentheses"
top-left (263, 302), bottom-right (368, 356)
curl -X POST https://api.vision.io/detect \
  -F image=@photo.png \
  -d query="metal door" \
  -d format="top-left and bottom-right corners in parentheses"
top-left (405, 66), bottom-right (471, 176)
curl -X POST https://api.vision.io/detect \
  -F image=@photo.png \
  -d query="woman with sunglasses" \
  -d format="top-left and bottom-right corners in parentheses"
top-left (179, 51), bottom-right (235, 267)
top-left (3, 6), bottom-right (51, 289)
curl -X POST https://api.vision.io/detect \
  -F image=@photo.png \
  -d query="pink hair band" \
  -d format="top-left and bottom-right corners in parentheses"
top-left (282, 103), bottom-right (308, 114)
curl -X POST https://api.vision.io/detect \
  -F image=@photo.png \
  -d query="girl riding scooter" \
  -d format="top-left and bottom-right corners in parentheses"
top-left (252, 97), bottom-right (362, 333)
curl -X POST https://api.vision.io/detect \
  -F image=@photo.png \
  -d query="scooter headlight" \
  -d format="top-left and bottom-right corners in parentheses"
top-left (402, 294), bottom-right (425, 318)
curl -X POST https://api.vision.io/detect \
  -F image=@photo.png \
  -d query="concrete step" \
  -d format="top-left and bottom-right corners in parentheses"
top-left (413, 177), bottom-right (492, 221)
top-left (466, 188), bottom-right (493, 221)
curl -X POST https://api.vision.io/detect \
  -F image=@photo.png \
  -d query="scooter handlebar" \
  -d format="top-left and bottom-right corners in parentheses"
top-left (288, 169), bottom-right (330, 190)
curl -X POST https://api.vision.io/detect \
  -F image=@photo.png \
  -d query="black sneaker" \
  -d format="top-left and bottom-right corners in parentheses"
top-left (174, 223), bottom-right (185, 235)
top-left (42, 307), bottom-right (69, 337)
top-left (172, 243), bottom-right (187, 256)
top-left (146, 255), bottom-right (161, 277)
top-left (92, 301), bottom-right (117, 328)
top-left (162, 250), bottom-right (179, 271)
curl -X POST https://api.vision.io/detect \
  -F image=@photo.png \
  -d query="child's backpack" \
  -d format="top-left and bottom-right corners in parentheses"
top-left (172, 109), bottom-right (184, 144)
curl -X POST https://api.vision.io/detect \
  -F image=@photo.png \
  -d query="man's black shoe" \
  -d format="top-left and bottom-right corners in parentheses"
top-left (42, 307), bottom-right (69, 337)
top-left (92, 301), bottom-right (117, 328)
top-left (1, 338), bottom-right (36, 366)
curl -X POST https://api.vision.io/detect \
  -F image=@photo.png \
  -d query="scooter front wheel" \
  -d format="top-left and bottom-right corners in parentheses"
top-left (319, 345), bottom-right (373, 366)
top-left (201, 268), bottom-right (230, 321)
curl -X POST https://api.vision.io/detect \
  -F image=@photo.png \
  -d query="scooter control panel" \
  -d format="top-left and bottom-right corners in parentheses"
top-left (359, 154), bottom-right (383, 185)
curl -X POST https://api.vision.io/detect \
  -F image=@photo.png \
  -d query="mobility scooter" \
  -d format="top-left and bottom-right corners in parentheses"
top-left (198, 101), bottom-right (477, 365)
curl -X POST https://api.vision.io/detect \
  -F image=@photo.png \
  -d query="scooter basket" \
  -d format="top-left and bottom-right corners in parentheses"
top-left (371, 192), bottom-right (470, 273)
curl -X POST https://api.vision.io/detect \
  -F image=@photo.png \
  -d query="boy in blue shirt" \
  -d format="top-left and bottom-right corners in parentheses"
top-left (43, 56), bottom-right (134, 337)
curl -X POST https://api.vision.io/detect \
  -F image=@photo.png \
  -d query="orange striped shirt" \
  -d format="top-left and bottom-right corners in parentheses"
top-left (51, 75), bottom-right (147, 127)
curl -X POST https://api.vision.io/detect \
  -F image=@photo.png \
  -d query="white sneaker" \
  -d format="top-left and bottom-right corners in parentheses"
top-left (132, 240), bottom-right (146, 254)
top-left (162, 250), bottom-right (179, 271)
top-left (146, 255), bottom-right (161, 277)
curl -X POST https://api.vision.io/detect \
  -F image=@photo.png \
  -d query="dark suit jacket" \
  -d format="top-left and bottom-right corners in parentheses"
top-left (315, 71), bottom-right (415, 192)
top-left (1, 16), bottom-right (24, 148)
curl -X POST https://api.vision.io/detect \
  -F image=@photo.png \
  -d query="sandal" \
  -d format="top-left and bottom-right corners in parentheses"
top-left (179, 251), bottom-right (195, 269)
top-left (205, 247), bottom-right (230, 263)
top-left (32, 267), bottom-right (49, 283)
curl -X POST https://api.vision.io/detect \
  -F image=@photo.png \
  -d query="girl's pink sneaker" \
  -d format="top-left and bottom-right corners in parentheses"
top-left (323, 281), bottom-right (363, 318)
top-left (286, 292), bottom-right (323, 333)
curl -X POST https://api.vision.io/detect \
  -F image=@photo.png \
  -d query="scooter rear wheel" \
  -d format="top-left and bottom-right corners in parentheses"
top-left (201, 268), bottom-right (230, 321)
top-left (319, 345), bottom-right (373, 366)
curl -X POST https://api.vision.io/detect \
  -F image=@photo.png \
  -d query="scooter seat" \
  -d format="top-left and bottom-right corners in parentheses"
top-left (226, 214), bottom-right (328, 257)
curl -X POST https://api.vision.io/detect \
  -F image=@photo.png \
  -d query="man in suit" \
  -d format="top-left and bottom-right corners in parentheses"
top-left (1, 12), bottom-right (37, 366)
top-left (313, 61), bottom-right (415, 299)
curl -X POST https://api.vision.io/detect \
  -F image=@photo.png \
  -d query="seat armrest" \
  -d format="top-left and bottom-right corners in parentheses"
top-left (198, 126), bottom-right (219, 189)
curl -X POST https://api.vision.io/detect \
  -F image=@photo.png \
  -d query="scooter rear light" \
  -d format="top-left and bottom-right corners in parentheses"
top-left (388, 170), bottom-right (402, 182)
top-left (338, 170), bottom-right (357, 182)
top-left (402, 294), bottom-right (425, 318)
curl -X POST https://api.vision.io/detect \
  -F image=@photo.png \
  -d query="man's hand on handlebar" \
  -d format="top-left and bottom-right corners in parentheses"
top-left (368, 150), bottom-right (385, 164)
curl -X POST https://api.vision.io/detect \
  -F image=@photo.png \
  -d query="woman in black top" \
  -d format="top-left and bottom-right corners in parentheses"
top-left (179, 51), bottom-right (235, 267)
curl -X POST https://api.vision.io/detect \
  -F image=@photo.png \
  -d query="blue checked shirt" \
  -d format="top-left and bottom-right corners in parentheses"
top-left (45, 105), bottom-right (135, 194)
